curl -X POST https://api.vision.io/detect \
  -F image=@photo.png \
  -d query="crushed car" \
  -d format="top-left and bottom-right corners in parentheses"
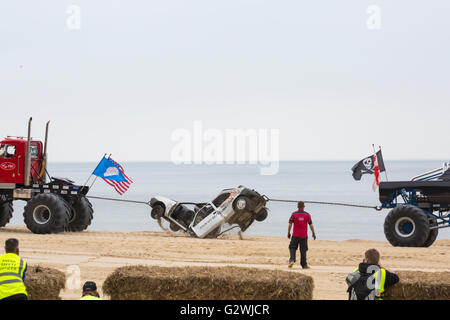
top-left (149, 186), bottom-right (268, 238)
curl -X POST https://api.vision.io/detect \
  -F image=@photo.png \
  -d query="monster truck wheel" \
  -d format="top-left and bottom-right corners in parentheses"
top-left (23, 193), bottom-right (70, 234)
top-left (421, 217), bottom-right (439, 247)
top-left (233, 196), bottom-right (250, 213)
top-left (67, 197), bottom-right (93, 232)
top-left (151, 204), bottom-right (165, 220)
top-left (384, 205), bottom-right (430, 247)
top-left (0, 195), bottom-right (13, 228)
top-left (254, 208), bottom-right (268, 222)
top-left (422, 228), bottom-right (438, 247)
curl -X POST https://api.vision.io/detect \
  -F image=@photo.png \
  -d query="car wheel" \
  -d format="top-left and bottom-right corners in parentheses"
top-left (233, 196), bottom-right (250, 213)
top-left (255, 208), bottom-right (268, 222)
top-left (169, 222), bottom-right (181, 232)
top-left (205, 227), bottom-right (221, 238)
top-left (151, 204), bottom-right (165, 220)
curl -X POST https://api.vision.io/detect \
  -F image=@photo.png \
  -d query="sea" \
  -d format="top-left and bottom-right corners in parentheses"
top-left (7, 160), bottom-right (450, 241)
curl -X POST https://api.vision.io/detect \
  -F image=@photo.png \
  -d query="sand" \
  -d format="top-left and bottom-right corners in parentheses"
top-left (1, 226), bottom-right (448, 300)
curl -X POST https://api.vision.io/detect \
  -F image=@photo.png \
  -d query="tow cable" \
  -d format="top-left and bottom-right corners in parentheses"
top-left (87, 195), bottom-right (171, 233)
top-left (264, 196), bottom-right (382, 211)
top-left (87, 195), bottom-right (150, 206)
top-left (86, 195), bottom-right (382, 211)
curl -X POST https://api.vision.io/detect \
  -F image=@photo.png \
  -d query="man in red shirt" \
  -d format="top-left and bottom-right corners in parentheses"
top-left (288, 201), bottom-right (316, 269)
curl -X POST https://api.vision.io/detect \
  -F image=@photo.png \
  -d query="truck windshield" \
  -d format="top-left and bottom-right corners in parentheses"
top-left (30, 145), bottom-right (39, 159)
top-left (0, 145), bottom-right (16, 158)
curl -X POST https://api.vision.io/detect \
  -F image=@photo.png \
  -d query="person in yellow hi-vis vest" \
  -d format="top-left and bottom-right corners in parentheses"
top-left (80, 281), bottom-right (103, 300)
top-left (345, 249), bottom-right (399, 300)
top-left (0, 238), bottom-right (28, 300)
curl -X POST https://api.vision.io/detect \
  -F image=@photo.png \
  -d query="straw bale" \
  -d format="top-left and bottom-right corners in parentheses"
top-left (24, 265), bottom-right (66, 300)
top-left (384, 271), bottom-right (450, 300)
top-left (103, 265), bottom-right (313, 300)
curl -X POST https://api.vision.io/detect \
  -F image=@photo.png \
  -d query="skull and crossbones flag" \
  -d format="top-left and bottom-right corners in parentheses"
top-left (351, 150), bottom-right (386, 181)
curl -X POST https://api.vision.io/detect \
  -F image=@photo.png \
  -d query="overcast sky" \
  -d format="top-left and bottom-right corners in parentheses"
top-left (1, 1), bottom-right (449, 162)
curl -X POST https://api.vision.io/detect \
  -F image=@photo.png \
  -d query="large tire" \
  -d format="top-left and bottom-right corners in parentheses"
top-left (0, 195), bottom-right (13, 228)
top-left (422, 228), bottom-right (439, 247)
top-left (421, 217), bottom-right (439, 247)
top-left (67, 197), bottom-right (93, 232)
top-left (23, 193), bottom-right (70, 234)
top-left (384, 205), bottom-right (430, 247)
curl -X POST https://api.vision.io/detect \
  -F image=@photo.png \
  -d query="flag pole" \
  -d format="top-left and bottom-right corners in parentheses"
top-left (88, 175), bottom-right (99, 190)
top-left (379, 145), bottom-right (388, 181)
top-left (372, 144), bottom-right (378, 191)
top-left (372, 143), bottom-right (378, 180)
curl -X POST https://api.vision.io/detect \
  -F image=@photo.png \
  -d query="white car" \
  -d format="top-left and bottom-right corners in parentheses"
top-left (149, 186), bottom-right (268, 238)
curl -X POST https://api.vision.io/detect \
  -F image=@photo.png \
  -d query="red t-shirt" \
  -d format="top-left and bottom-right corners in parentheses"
top-left (289, 210), bottom-right (312, 238)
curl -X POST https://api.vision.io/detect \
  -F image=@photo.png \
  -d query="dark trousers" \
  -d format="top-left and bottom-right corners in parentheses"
top-left (289, 236), bottom-right (308, 267)
top-left (1, 294), bottom-right (27, 300)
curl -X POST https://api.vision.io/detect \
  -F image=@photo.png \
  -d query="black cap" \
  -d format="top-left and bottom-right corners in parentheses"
top-left (82, 281), bottom-right (97, 292)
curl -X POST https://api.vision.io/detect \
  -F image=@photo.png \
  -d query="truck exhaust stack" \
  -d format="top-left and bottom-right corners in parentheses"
top-left (24, 117), bottom-right (32, 187)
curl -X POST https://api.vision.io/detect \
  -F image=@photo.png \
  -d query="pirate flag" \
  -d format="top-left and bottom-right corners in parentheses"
top-left (351, 150), bottom-right (386, 181)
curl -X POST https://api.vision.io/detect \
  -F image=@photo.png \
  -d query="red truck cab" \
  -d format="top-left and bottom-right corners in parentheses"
top-left (0, 138), bottom-right (43, 185)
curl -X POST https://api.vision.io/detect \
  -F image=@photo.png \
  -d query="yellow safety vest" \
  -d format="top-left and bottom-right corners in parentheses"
top-left (0, 253), bottom-right (28, 300)
top-left (373, 268), bottom-right (387, 300)
top-left (80, 294), bottom-right (102, 300)
top-left (348, 266), bottom-right (387, 300)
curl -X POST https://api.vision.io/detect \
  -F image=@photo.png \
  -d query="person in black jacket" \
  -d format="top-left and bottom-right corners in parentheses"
top-left (346, 249), bottom-right (399, 300)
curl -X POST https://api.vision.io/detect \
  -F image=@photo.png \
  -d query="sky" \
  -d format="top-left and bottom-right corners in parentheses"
top-left (1, 1), bottom-right (449, 162)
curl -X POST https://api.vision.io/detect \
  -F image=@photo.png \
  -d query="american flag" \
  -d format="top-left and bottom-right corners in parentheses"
top-left (102, 158), bottom-right (133, 195)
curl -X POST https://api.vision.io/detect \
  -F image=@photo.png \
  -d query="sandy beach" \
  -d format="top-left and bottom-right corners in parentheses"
top-left (1, 226), bottom-right (448, 300)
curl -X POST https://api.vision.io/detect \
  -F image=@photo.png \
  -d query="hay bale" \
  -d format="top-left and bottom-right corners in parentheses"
top-left (384, 271), bottom-right (450, 300)
top-left (24, 265), bottom-right (66, 300)
top-left (103, 265), bottom-right (313, 300)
